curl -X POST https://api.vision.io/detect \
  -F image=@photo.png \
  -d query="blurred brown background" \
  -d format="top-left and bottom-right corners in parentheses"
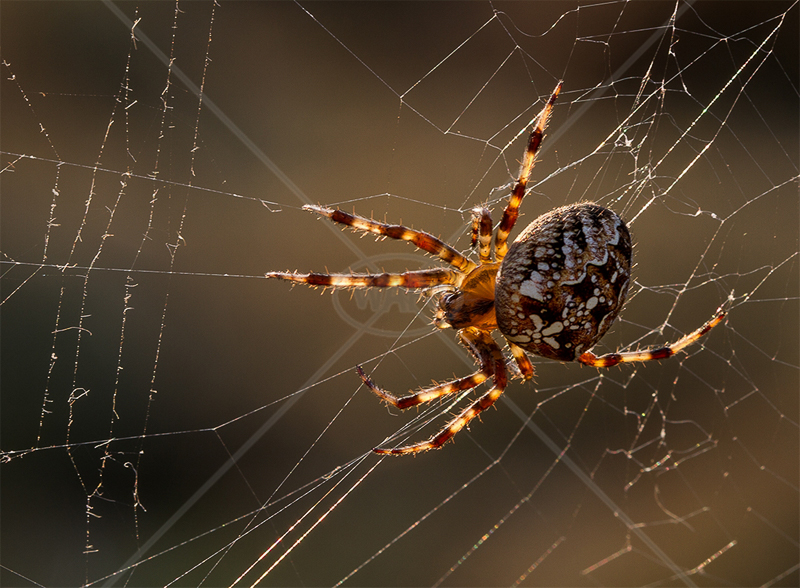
top-left (1, 2), bottom-right (797, 586)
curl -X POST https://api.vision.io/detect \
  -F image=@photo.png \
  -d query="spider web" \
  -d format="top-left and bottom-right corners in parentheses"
top-left (1, 1), bottom-right (798, 586)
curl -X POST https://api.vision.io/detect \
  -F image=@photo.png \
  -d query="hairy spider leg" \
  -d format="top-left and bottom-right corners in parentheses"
top-left (358, 326), bottom-right (498, 409)
top-left (494, 81), bottom-right (563, 261)
top-left (265, 268), bottom-right (458, 290)
top-left (358, 364), bottom-right (490, 409)
top-left (304, 205), bottom-right (477, 274)
top-left (471, 207), bottom-right (494, 263)
top-left (577, 306), bottom-right (726, 368)
top-left (507, 341), bottom-right (535, 380)
top-left (370, 327), bottom-right (508, 455)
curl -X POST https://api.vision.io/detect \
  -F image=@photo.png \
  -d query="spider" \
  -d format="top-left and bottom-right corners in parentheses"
top-left (267, 81), bottom-right (725, 455)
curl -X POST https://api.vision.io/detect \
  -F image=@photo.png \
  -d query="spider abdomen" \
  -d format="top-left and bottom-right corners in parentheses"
top-left (495, 202), bottom-right (632, 361)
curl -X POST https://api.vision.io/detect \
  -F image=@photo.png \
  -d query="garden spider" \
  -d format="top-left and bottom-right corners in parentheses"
top-left (267, 81), bottom-right (725, 455)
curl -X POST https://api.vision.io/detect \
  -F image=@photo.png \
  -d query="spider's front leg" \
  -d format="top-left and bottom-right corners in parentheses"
top-left (471, 207), bottom-right (493, 263)
top-left (364, 327), bottom-right (508, 455)
top-left (304, 205), bottom-right (477, 273)
top-left (266, 268), bottom-right (458, 290)
top-left (494, 80), bottom-right (562, 260)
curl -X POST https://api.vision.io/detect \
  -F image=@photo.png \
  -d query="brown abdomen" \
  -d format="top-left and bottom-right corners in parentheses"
top-left (495, 202), bottom-right (632, 361)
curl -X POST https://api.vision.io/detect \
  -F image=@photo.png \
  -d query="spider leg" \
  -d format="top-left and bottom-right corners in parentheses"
top-left (371, 327), bottom-right (508, 455)
top-left (357, 365), bottom-right (489, 410)
top-left (494, 81), bottom-right (562, 261)
top-left (471, 207), bottom-right (494, 263)
top-left (266, 268), bottom-right (458, 290)
top-left (508, 341), bottom-right (535, 380)
top-left (577, 306), bottom-right (726, 368)
top-left (359, 327), bottom-right (496, 409)
top-left (304, 205), bottom-right (477, 274)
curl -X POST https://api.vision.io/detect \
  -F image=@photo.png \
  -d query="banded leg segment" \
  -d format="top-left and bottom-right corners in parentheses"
top-left (471, 207), bottom-right (494, 263)
top-left (359, 327), bottom-right (497, 409)
top-left (495, 81), bottom-right (563, 261)
top-left (508, 341), bottom-right (534, 380)
top-left (372, 327), bottom-right (508, 455)
top-left (577, 306), bottom-right (726, 368)
top-left (305, 205), bottom-right (477, 274)
top-left (266, 268), bottom-right (458, 290)
top-left (358, 366), bottom-right (489, 410)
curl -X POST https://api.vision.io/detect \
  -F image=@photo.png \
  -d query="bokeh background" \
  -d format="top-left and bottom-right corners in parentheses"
top-left (2, 2), bottom-right (798, 586)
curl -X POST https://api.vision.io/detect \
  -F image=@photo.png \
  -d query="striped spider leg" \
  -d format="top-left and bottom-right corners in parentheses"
top-left (576, 306), bottom-right (727, 368)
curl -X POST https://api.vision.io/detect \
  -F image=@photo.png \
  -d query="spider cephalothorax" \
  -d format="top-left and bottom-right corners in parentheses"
top-left (267, 81), bottom-right (725, 455)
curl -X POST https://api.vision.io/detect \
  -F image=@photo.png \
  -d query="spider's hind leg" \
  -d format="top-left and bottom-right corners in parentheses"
top-left (577, 305), bottom-right (726, 368)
